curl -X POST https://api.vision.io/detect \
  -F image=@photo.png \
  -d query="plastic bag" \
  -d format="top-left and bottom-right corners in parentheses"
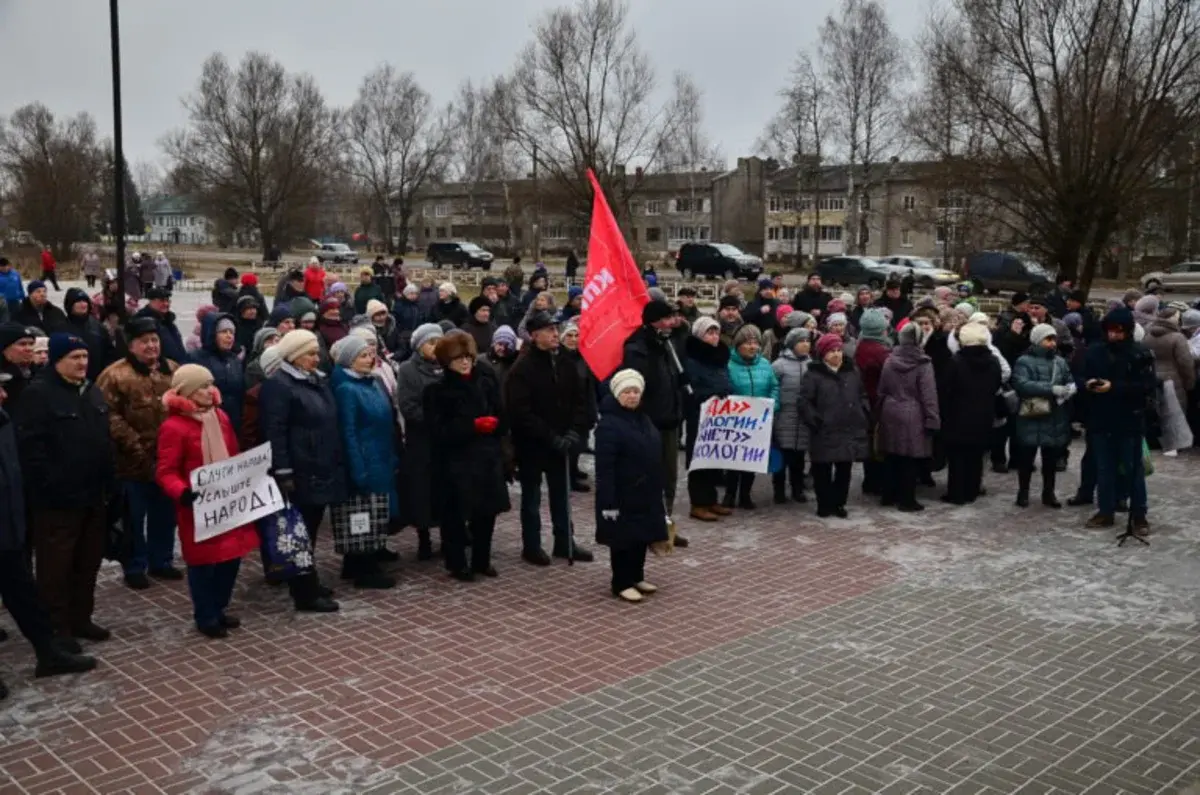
top-left (1158, 380), bottom-right (1193, 451)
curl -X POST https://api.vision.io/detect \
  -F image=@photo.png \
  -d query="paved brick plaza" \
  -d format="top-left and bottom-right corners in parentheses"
top-left (2, 450), bottom-right (1198, 795)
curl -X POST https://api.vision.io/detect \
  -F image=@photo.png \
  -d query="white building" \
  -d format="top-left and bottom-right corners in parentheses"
top-left (144, 196), bottom-right (212, 245)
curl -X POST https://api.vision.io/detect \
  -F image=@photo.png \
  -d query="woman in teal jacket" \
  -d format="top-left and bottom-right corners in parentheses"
top-left (723, 325), bottom-right (781, 509)
top-left (331, 335), bottom-right (398, 590)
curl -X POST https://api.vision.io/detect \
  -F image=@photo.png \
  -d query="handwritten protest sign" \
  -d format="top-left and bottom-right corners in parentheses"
top-left (688, 397), bottom-right (775, 474)
top-left (189, 443), bottom-right (284, 542)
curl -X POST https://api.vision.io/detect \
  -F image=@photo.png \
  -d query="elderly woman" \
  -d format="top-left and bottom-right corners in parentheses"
top-left (799, 335), bottom-right (870, 518)
top-left (594, 369), bottom-right (669, 604)
top-left (244, 327), bottom-right (281, 390)
top-left (684, 317), bottom-right (734, 521)
top-left (723, 325), bottom-right (780, 510)
top-left (517, 291), bottom-right (556, 341)
top-left (1011, 324), bottom-right (1075, 508)
top-left (772, 328), bottom-right (813, 503)
top-left (395, 323), bottom-right (445, 560)
top-left (156, 364), bottom-right (259, 638)
top-left (876, 322), bottom-right (941, 512)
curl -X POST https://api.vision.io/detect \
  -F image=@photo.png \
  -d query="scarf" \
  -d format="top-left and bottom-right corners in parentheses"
top-left (163, 388), bottom-right (230, 465)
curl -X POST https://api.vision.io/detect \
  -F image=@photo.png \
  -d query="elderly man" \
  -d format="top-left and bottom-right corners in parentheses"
top-left (0, 323), bottom-right (39, 411)
top-left (97, 317), bottom-right (180, 589)
top-left (134, 287), bottom-right (188, 366)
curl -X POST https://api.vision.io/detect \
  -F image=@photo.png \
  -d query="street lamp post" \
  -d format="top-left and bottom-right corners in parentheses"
top-left (110, 0), bottom-right (126, 301)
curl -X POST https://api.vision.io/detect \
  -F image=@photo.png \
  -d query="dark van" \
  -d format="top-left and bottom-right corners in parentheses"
top-left (963, 251), bottom-right (1054, 294)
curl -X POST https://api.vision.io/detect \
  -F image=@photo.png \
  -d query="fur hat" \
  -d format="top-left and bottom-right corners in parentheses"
top-left (783, 327), bottom-right (813, 351)
top-left (411, 323), bottom-right (444, 353)
top-left (468, 295), bottom-right (492, 316)
top-left (124, 316), bottom-right (159, 341)
top-left (610, 368), bottom-right (645, 397)
top-left (731, 324), bottom-right (762, 348)
top-left (434, 331), bottom-right (477, 366)
top-left (275, 329), bottom-right (320, 363)
top-left (366, 299), bottom-right (389, 318)
top-left (691, 316), bottom-right (720, 339)
top-left (1030, 323), bottom-right (1057, 346)
top-left (332, 334), bottom-right (371, 370)
top-left (171, 363), bottom-right (215, 397)
top-left (958, 322), bottom-right (990, 348)
top-left (642, 300), bottom-right (674, 325)
top-left (815, 333), bottom-right (843, 360)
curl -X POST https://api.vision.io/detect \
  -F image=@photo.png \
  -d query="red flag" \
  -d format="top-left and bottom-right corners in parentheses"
top-left (579, 169), bottom-right (648, 381)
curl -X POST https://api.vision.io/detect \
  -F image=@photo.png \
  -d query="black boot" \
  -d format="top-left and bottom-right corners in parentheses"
top-left (772, 473), bottom-right (788, 504)
top-left (1066, 492), bottom-right (1091, 507)
top-left (1015, 469), bottom-right (1031, 507)
top-left (721, 490), bottom-right (736, 509)
top-left (34, 642), bottom-right (97, 679)
top-left (0, 675), bottom-right (7, 701)
top-left (347, 555), bottom-right (396, 589)
top-left (417, 528), bottom-right (433, 561)
top-left (1041, 466), bottom-right (1061, 508)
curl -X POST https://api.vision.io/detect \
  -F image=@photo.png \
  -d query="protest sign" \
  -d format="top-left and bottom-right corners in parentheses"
top-left (189, 443), bottom-right (284, 542)
top-left (688, 397), bottom-right (775, 474)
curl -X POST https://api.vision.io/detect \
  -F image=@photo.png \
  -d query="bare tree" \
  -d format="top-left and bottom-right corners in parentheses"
top-left (162, 52), bottom-right (333, 258)
top-left (491, 0), bottom-right (682, 227)
top-left (819, 0), bottom-right (906, 254)
top-left (657, 73), bottom-right (724, 247)
top-left (926, 0), bottom-right (1200, 289)
top-left (341, 65), bottom-right (453, 254)
top-left (0, 103), bottom-right (105, 256)
top-left (450, 80), bottom-right (522, 246)
top-left (131, 159), bottom-right (164, 200)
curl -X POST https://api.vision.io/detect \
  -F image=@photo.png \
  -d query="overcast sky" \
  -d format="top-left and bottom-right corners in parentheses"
top-left (0, 0), bottom-right (923, 173)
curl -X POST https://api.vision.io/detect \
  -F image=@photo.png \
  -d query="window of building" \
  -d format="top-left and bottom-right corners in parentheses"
top-left (543, 224), bottom-right (566, 240)
top-left (675, 197), bottom-right (696, 213)
top-left (902, 195), bottom-right (916, 211)
top-left (819, 225), bottom-right (843, 242)
top-left (783, 197), bottom-right (797, 211)
top-left (937, 193), bottom-right (965, 210)
top-left (799, 196), bottom-right (813, 210)
top-left (901, 228), bottom-right (913, 247)
top-left (800, 225), bottom-right (811, 241)
top-left (767, 196), bottom-right (781, 212)
top-left (631, 227), bottom-right (638, 242)
top-left (781, 225), bottom-right (797, 240)
top-left (767, 226), bottom-right (781, 241)
top-left (818, 196), bottom-right (845, 211)
top-left (422, 205), bottom-right (432, 217)
top-left (423, 227), bottom-right (431, 239)
top-left (858, 194), bottom-right (870, 211)
top-left (668, 226), bottom-right (710, 241)
top-left (935, 225), bottom-right (965, 244)
top-left (645, 226), bottom-right (662, 242)
top-left (435, 226), bottom-right (447, 238)
top-left (645, 200), bottom-right (663, 215)
top-left (435, 204), bottom-right (449, 217)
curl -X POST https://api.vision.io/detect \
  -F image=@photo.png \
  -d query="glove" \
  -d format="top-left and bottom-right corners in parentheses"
top-left (179, 488), bottom-right (197, 507)
top-left (601, 510), bottom-right (620, 521)
top-left (1051, 385), bottom-right (1070, 398)
top-left (276, 476), bottom-right (296, 496)
top-left (474, 416), bottom-right (499, 434)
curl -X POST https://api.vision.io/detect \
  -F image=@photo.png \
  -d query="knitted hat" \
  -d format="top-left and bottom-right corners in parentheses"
top-left (827, 299), bottom-right (848, 316)
top-left (968, 312), bottom-right (989, 325)
top-left (320, 297), bottom-right (341, 316)
top-left (719, 295), bottom-right (742, 310)
top-left (215, 318), bottom-right (236, 335)
top-left (437, 319), bottom-right (457, 333)
top-left (1063, 312), bottom-right (1083, 330)
top-left (235, 294), bottom-right (258, 313)
top-left (610, 368), bottom-right (645, 397)
top-left (954, 302), bottom-right (975, 316)
top-left (858, 309), bottom-right (888, 339)
top-left (0, 323), bottom-right (36, 351)
top-left (467, 295), bottom-right (491, 316)
top-left (223, 267), bottom-right (239, 280)
top-left (275, 329), bottom-right (320, 363)
top-left (492, 325), bottom-right (518, 350)
top-left (411, 323), bottom-right (444, 353)
top-left (783, 328), bottom-right (813, 350)
top-left (241, 273), bottom-right (259, 287)
top-left (757, 276), bottom-right (772, 289)
top-left (268, 305), bottom-right (293, 326)
top-left (691, 316), bottom-right (720, 339)
top-left (732, 324), bottom-right (762, 348)
top-left (171, 363), bottom-right (214, 397)
top-left (434, 331), bottom-right (478, 366)
top-left (28, 280), bottom-right (46, 294)
top-left (1030, 323), bottom-right (1057, 346)
top-left (897, 321), bottom-right (922, 347)
top-left (776, 304), bottom-right (794, 325)
top-left (1182, 309), bottom-right (1200, 331)
top-left (32, 333), bottom-right (48, 353)
top-left (1010, 292), bottom-right (1030, 307)
top-left (559, 319), bottom-right (580, 338)
top-left (647, 287), bottom-right (668, 303)
top-left (785, 310), bottom-right (814, 329)
top-left (260, 346), bottom-right (284, 378)
top-left (252, 327), bottom-right (281, 354)
top-left (332, 334), bottom-right (371, 370)
top-left (642, 300), bottom-right (674, 325)
top-left (826, 312), bottom-right (847, 328)
top-left (958, 322), bottom-right (989, 348)
top-left (1134, 295), bottom-right (1160, 314)
top-left (366, 299), bottom-right (389, 318)
top-left (815, 333), bottom-right (844, 359)
top-left (326, 281), bottom-right (348, 297)
top-left (47, 332), bottom-right (88, 365)
top-left (439, 281), bottom-right (457, 296)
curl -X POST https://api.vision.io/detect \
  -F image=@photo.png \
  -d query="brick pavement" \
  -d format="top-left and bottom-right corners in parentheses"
top-left (2, 451), bottom-right (1198, 794)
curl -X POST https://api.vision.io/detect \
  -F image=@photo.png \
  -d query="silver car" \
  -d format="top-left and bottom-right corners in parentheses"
top-left (876, 256), bottom-right (960, 288)
top-left (1142, 261), bottom-right (1200, 292)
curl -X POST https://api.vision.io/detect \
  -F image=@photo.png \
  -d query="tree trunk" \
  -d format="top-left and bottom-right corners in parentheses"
top-left (397, 208), bottom-right (412, 255)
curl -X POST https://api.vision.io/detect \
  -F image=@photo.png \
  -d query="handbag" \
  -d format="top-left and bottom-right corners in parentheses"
top-left (331, 493), bottom-right (389, 555)
top-left (258, 505), bottom-right (314, 581)
top-left (1017, 360), bottom-right (1059, 418)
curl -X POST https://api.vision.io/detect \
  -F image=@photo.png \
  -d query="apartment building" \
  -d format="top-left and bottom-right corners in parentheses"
top-left (143, 195), bottom-right (213, 245)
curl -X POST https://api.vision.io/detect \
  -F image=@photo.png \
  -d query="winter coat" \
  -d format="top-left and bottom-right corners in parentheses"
top-left (683, 336), bottom-right (733, 410)
top-left (258, 365), bottom-right (347, 507)
top-left (392, 295), bottom-right (425, 333)
top-left (40, 249), bottom-right (56, 272)
top-left (318, 316), bottom-right (349, 349)
top-left (155, 400), bottom-right (259, 566)
top-left (394, 354), bottom-right (443, 529)
top-left (240, 383), bottom-right (263, 450)
top-left (81, 253), bottom-right (102, 278)
top-left (462, 318), bottom-right (496, 355)
top-left (211, 278), bottom-right (239, 314)
top-left (96, 355), bottom-right (178, 481)
top-left (505, 345), bottom-right (584, 469)
top-left (153, 258), bottom-right (172, 288)
top-left (416, 286), bottom-right (439, 318)
top-left (0, 269), bottom-right (23, 305)
top-left (434, 297), bottom-right (469, 328)
top-left (492, 292), bottom-right (523, 329)
top-left (875, 294), bottom-right (913, 322)
top-left (727, 351), bottom-right (780, 409)
top-left (303, 265), bottom-right (326, 301)
top-left (1144, 319), bottom-right (1196, 408)
top-left (237, 285), bottom-right (269, 319)
top-left (353, 282), bottom-right (385, 316)
top-left (798, 360), bottom-right (870, 464)
top-left (593, 394), bottom-right (668, 550)
top-left (772, 350), bottom-right (811, 450)
top-left (139, 258), bottom-right (157, 286)
top-left (63, 290), bottom-right (115, 382)
top-left (1011, 346), bottom-right (1073, 449)
top-left (1081, 313), bottom-right (1158, 436)
top-left (941, 346), bottom-right (1004, 447)
top-left (425, 368), bottom-right (511, 519)
top-left (123, 262), bottom-right (142, 302)
top-left (15, 298), bottom-right (68, 333)
top-left (333, 368), bottom-right (399, 503)
top-left (742, 297), bottom-right (780, 334)
top-left (190, 313), bottom-right (247, 432)
top-left (620, 326), bottom-right (684, 429)
top-left (792, 287), bottom-right (833, 316)
top-left (562, 348), bottom-right (598, 431)
top-left (14, 370), bottom-right (114, 509)
top-left (134, 305), bottom-right (188, 366)
top-left (0, 360), bottom-right (38, 413)
top-left (854, 338), bottom-right (891, 408)
top-left (478, 350), bottom-right (518, 396)
top-left (234, 315), bottom-right (262, 358)
top-left (877, 343), bottom-right (941, 458)
top-left (0, 409), bottom-right (25, 552)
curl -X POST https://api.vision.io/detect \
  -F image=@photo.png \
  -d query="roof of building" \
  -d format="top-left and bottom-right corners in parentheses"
top-left (764, 159), bottom-right (946, 191)
top-left (414, 168), bottom-right (719, 201)
top-left (143, 195), bottom-right (202, 216)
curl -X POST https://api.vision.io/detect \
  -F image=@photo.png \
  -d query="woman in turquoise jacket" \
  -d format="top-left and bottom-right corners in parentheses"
top-left (723, 325), bottom-right (781, 509)
top-left (331, 335), bottom-right (398, 590)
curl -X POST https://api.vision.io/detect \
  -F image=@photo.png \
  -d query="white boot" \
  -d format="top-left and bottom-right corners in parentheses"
top-left (617, 587), bottom-right (643, 603)
top-left (635, 581), bottom-right (658, 594)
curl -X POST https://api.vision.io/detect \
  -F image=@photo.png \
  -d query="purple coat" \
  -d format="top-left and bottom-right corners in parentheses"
top-left (876, 343), bottom-right (940, 458)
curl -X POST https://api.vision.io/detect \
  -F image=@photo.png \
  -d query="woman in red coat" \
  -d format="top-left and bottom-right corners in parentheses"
top-left (156, 364), bottom-right (259, 639)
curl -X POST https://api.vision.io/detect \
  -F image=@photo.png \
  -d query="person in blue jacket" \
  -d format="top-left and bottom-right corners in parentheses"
top-left (330, 335), bottom-right (397, 590)
top-left (190, 313), bottom-right (246, 432)
top-left (723, 325), bottom-right (780, 509)
top-left (0, 259), bottom-right (24, 315)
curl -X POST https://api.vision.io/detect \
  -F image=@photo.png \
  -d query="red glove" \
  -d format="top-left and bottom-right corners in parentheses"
top-left (474, 416), bottom-right (499, 434)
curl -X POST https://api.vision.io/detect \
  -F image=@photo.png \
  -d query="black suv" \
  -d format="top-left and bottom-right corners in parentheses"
top-left (816, 256), bottom-right (891, 288)
top-left (675, 242), bottom-right (763, 280)
top-left (426, 241), bottom-right (495, 270)
top-left (963, 251), bottom-right (1053, 294)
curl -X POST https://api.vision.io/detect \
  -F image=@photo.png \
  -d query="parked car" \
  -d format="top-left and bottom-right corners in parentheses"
top-left (962, 251), bottom-right (1054, 294)
top-left (816, 256), bottom-right (892, 288)
top-left (1142, 261), bottom-right (1200, 293)
top-left (426, 241), bottom-right (495, 270)
top-left (875, 256), bottom-right (960, 288)
top-left (675, 242), bottom-right (763, 280)
top-left (310, 241), bottom-right (359, 264)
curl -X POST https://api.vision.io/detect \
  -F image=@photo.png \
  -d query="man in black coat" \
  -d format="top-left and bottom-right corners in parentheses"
top-left (14, 281), bottom-right (68, 333)
top-left (135, 288), bottom-right (189, 366)
top-left (15, 334), bottom-right (116, 645)
top-left (1043, 276), bottom-right (1074, 319)
top-left (504, 311), bottom-right (593, 565)
top-left (0, 371), bottom-right (98, 700)
top-left (0, 323), bottom-right (39, 412)
top-left (742, 279), bottom-right (781, 334)
top-left (792, 272), bottom-right (834, 319)
top-left (876, 276), bottom-right (913, 322)
top-left (63, 289), bottom-right (115, 382)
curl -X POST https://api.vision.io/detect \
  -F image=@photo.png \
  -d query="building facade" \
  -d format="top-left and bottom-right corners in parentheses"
top-left (143, 196), bottom-right (213, 245)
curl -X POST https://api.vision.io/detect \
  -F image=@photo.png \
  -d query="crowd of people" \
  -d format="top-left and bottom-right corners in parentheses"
top-left (0, 250), bottom-right (1195, 701)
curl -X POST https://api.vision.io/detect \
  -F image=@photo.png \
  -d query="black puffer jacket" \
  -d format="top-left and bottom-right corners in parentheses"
top-left (619, 326), bottom-right (683, 430)
top-left (593, 394), bottom-right (668, 550)
top-left (258, 366), bottom-right (347, 507)
top-left (14, 369), bottom-right (115, 509)
top-left (63, 290), bottom-right (115, 381)
top-left (940, 346), bottom-right (1003, 447)
top-left (0, 408), bottom-right (26, 551)
top-left (562, 348), bottom-right (598, 432)
top-left (425, 368), bottom-right (511, 519)
top-left (505, 345), bottom-right (584, 468)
